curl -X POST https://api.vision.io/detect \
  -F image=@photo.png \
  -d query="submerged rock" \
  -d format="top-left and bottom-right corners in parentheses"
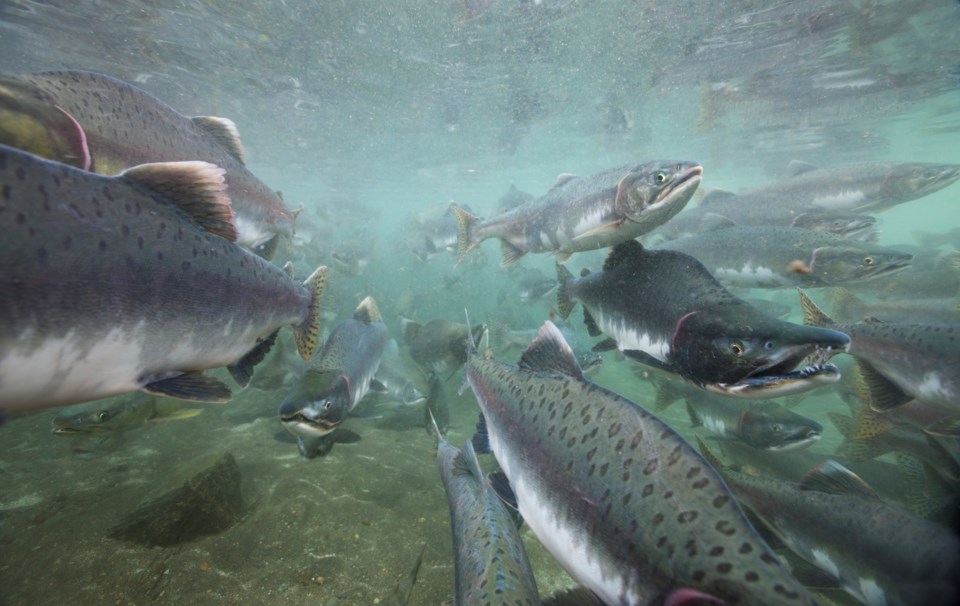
top-left (109, 452), bottom-right (243, 547)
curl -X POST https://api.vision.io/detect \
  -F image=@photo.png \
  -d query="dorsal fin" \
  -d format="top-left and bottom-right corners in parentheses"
top-left (786, 159), bottom-right (818, 177)
top-left (400, 316), bottom-right (421, 344)
top-left (551, 172), bottom-right (578, 188)
top-left (191, 116), bottom-right (245, 164)
top-left (453, 438), bottom-right (485, 480)
top-left (797, 288), bottom-right (834, 326)
top-left (799, 460), bottom-right (880, 499)
top-left (353, 296), bottom-right (381, 323)
top-left (518, 321), bottom-right (583, 379)
top-left (120, 161), bottom-right (237, 242)
top-left (603, 240), bottom-right (645, 272)
top-left (699, 189), bottom-right (736, 206)
top-left (699, 213), bottom-right (737, 232)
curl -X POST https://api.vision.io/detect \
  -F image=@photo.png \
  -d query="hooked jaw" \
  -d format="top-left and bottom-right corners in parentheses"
top-left (279, 399), bottom-right (342, 437)
top-left (621, 163), bottom-right (703, 223)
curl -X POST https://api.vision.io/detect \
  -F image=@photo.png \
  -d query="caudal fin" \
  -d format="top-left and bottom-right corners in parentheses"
top-left (555, 261), bottom-right (576, 320)
top-left (294, 265), bottom-right (327, 360)
top-left (450, 205), bottom-right (480, 263)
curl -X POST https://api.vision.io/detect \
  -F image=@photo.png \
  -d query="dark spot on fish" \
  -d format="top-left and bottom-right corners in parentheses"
top-left (157, 251), bottom-right (164, 261)
top-left (745, 571), bottom-right (759, 582)
top-left (122, 225), bottom-right (130, 237)
top-left (652, 512), bottom-right (664, 526)
top-left (692, 570), bottom-right (706, 582)
top-left (568, 437), bottom-right (577, 448)
top-left (622, 471), bottom-right (630, 482)
top-left (599, 462), bottom-right (608, 477)
top-left (99, 240), bottom-right (107, 252)
top-left (559, 427), bottom-right (567, 439)
top-left (35, 247), bottom-right (48, 265)
top-left (15, 166), bottom-right (26, 180)
top-left (686, 466), bottom-right (701, 479)
top-left (663, 490), bottom-right (673, 499)
top-left (715, 520), bottom-right (736, 536)
top-left (656, 535), bottom-right (667, 547)
top-left (761, 553), bottom-right (779, 565)
top-left (137, 236), bottom-right (144, 249)
top-left (716, 563), bottom-right (732, 575)
top-left (692, 478), bottom-right (709, 489)
top-left (709, 546), bottom-right (724, 557)
top-left (739, 542), bottom-right (753, 555)
top-left (642, 483), bottom-right (654, 497)
top-left (182, 261), bottom-right (191, 271)
top-left (587, 462), bottom-right (595, 477)
top-left (713, 495), bottom-right (730, 508)
top-left (586, 447), bottom-right (597, 462)
top-left (643, 458), bottom-right (658, 475)
top-left (666, 445), bottom-right (682, 466)
top-left (677, 510), bottom-right (697, 523)
top-left (2, 185), bottom-right (10, 200)
top-left (608, 422), bottom-right (621, 437)
top-left (15, 212), bottom-right (25, 225)
top-left (630, 431), bottom-right (643, 449)
top-left (615, 438), bottom-right (625, 451)
top-left (685, 539), bottom-right (698, 557)
top-left (61, 235), bottom-right (71, 250)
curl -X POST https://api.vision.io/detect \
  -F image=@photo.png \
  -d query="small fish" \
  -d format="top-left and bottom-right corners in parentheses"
top-left (700, 440), bottom-right (960, 606)
top-left (279, 297), bottom-right (389, 457)
top-left (799, 289), bottom-right (960, 415)
top-left (464, 321), bottom-right (816, 605)
top-left (660, 161), bottom-right (960, 239)
top-left (432, 416), bottom-right (540, 606)
top-left (657, 225), bottom-right (912, 288)
top-left (653, 378), bottom-right (822, 451)
top-left (401, 316), bottom-right (487, 377)
top-left (0, 70), bottom-right (295, 258)
top-left (557, 241), bottom-right (850, 398)
top-left (0, 145), bottom-right (325, 417)
top-left (52, 393), bottom-right (201, 435)
top-left (453, 161), bottom-right (702, 265)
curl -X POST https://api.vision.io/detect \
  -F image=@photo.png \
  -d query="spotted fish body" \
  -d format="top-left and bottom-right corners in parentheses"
top-left (659, 161), bottom-right (960, 239)
top-left (0, 145), bottom-right (325, 416)
top-left (436, 436), bottom-right (540, 606)
top-left (452, 161), bottom-right (702, 265)
top-left (279, 297), bottom-right (389, 450)
top-left (657, 225), bottom-right (912, 288)
top-left (557, 241), bottom-right (850, 398)
top-left (799, 290), bottom-right (960, 414)
top-left (0, 70), bottom-right (294, 257)
top-left (465, 321), bottom-right (816, 606)
top-left (703, 448), bottom-right (960, 606)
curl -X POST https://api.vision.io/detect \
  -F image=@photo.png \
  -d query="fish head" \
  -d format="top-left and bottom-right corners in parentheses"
top-left (51, 405), bottom-right (126, 435)
top-left (737, 404), bottom-right (823, 451)
top-left (279, 369), bottom-right (352, 437)
top-left (0, 77), bottom-right (92, 170)
top-left (879, 162), bottom-right (960, 205)
top-left (673, 311), bottom-right (850, 398)
top-left (615, 161), bottom-right (703, 227)
top-left (790, 210), bottom-right (877, 238)
top-left (808, 246), bottom-right (912, 284)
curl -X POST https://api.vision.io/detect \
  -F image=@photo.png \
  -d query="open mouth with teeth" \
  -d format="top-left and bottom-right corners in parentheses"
top-left (280, 411), bottom-right (339, 437)
top-left (768, 426), bottom-right (823, 452)
top-left (710, 361), bottom-right (842, 398)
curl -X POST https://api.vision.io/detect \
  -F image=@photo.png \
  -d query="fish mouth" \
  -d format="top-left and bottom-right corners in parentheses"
top-left (709, 362), bottom-right (842, 398)
top-left (279, 406), bottom-right (340, 437)
top-left (767, 429), bottom-right (822, 452)
top-left (867, 254), bottom-right (913, 280)
top-left (650, 164), bottom-right (703, 210)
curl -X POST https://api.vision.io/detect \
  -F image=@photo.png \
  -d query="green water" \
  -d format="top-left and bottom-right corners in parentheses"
top-left (2, 1), bottom-right (959, 605)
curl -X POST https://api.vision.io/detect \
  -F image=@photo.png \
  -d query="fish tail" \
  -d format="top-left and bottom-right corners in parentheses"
top-left (797, 288), bottom-right (834, 326)
top-left (294, 265), bottom-right (328, 360)
top-left (450, 205), bottom-right (480, 263)
top-left (555, 261), bottom-right (576, 320)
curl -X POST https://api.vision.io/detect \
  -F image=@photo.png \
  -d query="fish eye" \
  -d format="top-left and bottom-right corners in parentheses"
top-left (771, 423), bottom-right (782, 433)
top-left (654, 171), bottom-right (668, 184)
top-left (97, 411), bottom-right (109, 421)
top-left (322, 400), bottom-right (332, 411)
top-left (730, 340), bottom-right (745, 356)
top-left (763, 340), bottom-right (774, 350)
top-left (863, 256), bottom-right (875, 266)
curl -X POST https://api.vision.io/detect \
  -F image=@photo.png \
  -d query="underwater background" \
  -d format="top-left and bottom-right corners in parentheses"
top-left (2, 1), bottom-right (959, 605)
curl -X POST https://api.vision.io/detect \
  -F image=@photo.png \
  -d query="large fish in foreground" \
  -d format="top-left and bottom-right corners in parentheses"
top-left (433, 418), bottom-right (541, 606)
top-left (452, 161), bottom-right (702, 265)
top-left (464, 321), bottom-right (816, 605)
top-left (0, 145), bottom-right (325, 417)
top-left (659, 160), bottom-right (960, 240)
top-left (557, 241), bottom-right (851, 398)
top-left (0, 70), bottom-right (295, 258)
top-left (700, 440), bottom-right (960, 606)
top-left (279, 297), bottom-right (389, 458)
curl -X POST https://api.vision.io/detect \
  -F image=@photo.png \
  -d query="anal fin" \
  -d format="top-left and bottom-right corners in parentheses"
top-left (228, 330), bottom-right (279, 387)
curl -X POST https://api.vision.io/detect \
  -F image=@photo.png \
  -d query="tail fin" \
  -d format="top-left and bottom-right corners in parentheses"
top-left (294, 265), bottom-right (327, 360)
top-left (555, 261), bottom-right (576, 320)
top-left (450, 205), bottom-right (480, 263)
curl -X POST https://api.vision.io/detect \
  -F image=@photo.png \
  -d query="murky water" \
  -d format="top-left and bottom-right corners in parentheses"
top-left (2, 1), bottom-right (959, 605)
